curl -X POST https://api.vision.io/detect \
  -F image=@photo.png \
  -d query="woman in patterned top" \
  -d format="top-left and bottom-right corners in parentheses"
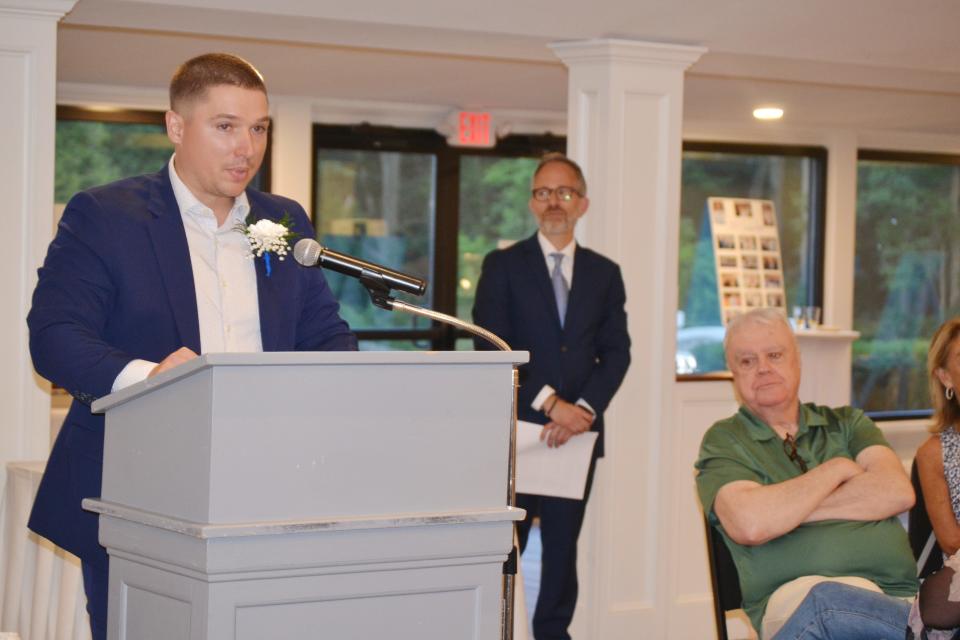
top-left (912, 317), bottom-right (960, 638)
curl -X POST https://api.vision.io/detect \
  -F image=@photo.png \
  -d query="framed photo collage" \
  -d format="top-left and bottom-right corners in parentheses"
top-left (707, 197), bottom-right (786, 326)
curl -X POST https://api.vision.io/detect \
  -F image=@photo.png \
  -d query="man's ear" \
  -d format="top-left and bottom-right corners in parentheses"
top-left (165, 110), bottom-right (183, 145)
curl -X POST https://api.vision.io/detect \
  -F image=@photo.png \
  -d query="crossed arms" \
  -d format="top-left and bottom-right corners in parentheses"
top-left (715, 444), bottom-right (915, 546)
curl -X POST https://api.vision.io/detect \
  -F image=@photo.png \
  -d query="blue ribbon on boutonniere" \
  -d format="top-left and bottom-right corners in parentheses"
top-left (237, 212), bottom-right (299, 278)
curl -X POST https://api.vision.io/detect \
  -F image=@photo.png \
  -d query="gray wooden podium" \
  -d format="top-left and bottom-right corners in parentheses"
top-left (83, 351), bottom-right (527, 640)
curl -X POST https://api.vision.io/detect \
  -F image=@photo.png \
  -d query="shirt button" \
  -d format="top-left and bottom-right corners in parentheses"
top-left (560, 345), bottom-right (568, 352)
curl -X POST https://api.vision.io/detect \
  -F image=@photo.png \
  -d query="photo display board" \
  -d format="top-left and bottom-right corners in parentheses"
top-left (707, 197), bottom-right (786, 325)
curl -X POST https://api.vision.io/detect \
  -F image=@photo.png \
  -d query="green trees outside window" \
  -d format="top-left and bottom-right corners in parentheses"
top-left (853, 152), bottom-right (960, 413)
top-left (55, 107), bottom-right (269, 206)
top-left (56, 115), bottom-right (171, 203)
top-left (457, 156), bottom-right (540, 321)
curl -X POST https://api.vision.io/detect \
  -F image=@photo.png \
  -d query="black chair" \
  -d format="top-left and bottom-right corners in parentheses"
top-left (909, 458), bottom-right (945, 579)
top-left (705, 518), bottom-right (742, 640)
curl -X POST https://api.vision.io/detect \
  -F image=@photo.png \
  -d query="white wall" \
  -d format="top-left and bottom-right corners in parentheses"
top-left (0, 0), bottom-right (76, 498)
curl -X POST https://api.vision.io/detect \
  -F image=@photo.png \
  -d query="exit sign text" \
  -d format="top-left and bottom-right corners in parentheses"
top-left (456, 111), bottom-right (495, 148)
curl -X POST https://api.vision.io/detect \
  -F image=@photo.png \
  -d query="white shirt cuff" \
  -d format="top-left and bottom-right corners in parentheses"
top-left (576, 398), bottom-right (596, 415)
top-left (532, 385), bottom-right (556, 411)
top-left (112, 359), bottom-right (157, 393)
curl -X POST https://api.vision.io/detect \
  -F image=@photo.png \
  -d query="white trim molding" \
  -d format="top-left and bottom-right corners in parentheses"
top-left (0, 0), bottom-right (76, 19)
top-left (0, 0), bottom-right (77, 491)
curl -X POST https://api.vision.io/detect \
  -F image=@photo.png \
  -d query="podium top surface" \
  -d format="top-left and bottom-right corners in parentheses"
top-left (92, 350), bottom-right (528, 413)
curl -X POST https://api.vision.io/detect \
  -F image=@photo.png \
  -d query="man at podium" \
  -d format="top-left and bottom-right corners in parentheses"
top-left (26, 53), bottom-right (356, 640)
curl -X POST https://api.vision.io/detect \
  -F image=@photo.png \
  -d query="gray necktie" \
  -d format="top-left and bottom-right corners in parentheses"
top-left (550, 252), bottom-right (569, 327)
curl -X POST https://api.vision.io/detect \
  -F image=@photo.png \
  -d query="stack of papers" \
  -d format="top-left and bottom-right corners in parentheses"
top-left (515, 421), bottom-right (597, 500)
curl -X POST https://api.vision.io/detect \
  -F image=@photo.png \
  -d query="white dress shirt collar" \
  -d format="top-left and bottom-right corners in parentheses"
top-left (536, 231), bottom-right (576, 260)
top-left (537, 231), bottom-right (575, 285)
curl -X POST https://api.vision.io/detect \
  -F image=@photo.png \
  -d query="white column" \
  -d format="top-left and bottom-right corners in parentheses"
top-left (270, 98), bottom-right (315, 219)
top-left (823, 130), bottom-right (858, 331)
top-left (549, 39), bottom-right (704, 638)
top-left (0, 0), bottom-right (76, 473)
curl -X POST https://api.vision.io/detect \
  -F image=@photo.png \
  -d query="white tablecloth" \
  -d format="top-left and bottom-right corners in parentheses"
top-left (0, 462), bottom-right (89, 640)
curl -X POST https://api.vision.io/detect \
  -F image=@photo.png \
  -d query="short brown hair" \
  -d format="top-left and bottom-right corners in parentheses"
top-left (928, 317), bottom-right (960, 432)
top-left (169, 53), bottom-right (266, 111)
top-left (533, 152), bottom-right (587, 195)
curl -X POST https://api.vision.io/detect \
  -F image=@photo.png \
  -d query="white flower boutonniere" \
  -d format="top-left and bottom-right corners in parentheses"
top-left (237, 213), bottom-right (299, 277)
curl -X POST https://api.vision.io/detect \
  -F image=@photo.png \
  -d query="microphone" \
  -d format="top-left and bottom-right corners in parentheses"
top-left (293, 238), bottom-right (427, 297)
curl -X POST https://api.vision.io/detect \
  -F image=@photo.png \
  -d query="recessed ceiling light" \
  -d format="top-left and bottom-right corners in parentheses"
top-left (753, 107), bottom-right (784, 121)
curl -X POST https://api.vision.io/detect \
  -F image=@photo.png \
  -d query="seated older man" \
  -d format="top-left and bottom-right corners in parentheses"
top-left (695, 308), bottom-right (918, 639)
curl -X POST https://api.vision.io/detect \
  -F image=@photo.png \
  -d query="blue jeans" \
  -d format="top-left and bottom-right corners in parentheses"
top-left (772, 582), bottom-right (911, 640)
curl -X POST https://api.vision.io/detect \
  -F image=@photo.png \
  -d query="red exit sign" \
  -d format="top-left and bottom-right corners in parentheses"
top-left (456, 111), bottom-right (495, 148)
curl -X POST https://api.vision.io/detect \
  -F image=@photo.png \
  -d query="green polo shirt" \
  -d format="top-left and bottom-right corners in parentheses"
top-left (695, 403), bottom-right (918, 634)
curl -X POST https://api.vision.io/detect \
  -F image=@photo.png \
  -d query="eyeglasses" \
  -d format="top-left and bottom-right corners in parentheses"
top-left (782, 434), bottom-right (808, 473)
top-left (531, 186), bottom-right (582, 202)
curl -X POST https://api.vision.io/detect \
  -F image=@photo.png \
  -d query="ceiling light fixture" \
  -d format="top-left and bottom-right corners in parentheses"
top-left (753, 106), bottom-right (784, 121)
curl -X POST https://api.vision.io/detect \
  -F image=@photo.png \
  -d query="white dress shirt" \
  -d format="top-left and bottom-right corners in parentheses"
top-left (112, 156), bottom-right (262, 391)
top-left (537, 231), bottom-right (575, 288)
top-left (530, 233), bottom-right (594, 415)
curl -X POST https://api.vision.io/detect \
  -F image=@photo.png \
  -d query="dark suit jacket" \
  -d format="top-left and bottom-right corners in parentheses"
top-left (27, 167), bottom-right (357, 564)
top-left (472, 233), bottom-right (631, 459)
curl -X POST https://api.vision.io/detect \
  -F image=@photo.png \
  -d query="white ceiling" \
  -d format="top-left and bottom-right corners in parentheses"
top-left (57, 0), bottom-right (960, 136)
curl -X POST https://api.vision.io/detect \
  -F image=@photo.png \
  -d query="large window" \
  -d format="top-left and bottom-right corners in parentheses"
top-left (677, 143), bottom-right (826, 375)
top-left (458, 156), bottom-right (541, 320)
top-left (55, 106), bottom-right (271, 204)
top-left (314, 144), bottom-right (437, 344)
top-left (56, 107), bottom-right (172, 203)
top-left (853, 151), bottom-right (960, 415)
top-left (312, 124), bottom-right (562, 350)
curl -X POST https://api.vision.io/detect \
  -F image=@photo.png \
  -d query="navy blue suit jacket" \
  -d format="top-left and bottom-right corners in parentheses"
top-left (472, 233), bottom-right (631, 458)
top-left (27, 167), bottom-right (356, 564)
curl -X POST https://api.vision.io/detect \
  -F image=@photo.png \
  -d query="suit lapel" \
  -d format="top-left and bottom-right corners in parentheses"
top-left (146, 170), bottom-right (201, 353)
top-left (521, 235), bottom-right (564, 330)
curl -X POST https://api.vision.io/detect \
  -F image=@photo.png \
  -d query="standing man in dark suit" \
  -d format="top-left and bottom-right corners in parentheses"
top-left (27, 53), bottom-right (356, 640)
top-left (472, 153), bottom-right (631, 639)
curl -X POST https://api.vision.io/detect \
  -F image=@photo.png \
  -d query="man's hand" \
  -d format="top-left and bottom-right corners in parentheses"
top-left (149, 347), bottom-right (198, 378)
top-left (817, 456), bottom-right (866, 483)
top-left (537, 396), bottom-right (596, 447)
top-left (804, 445), bottom-right (914, 522)
top-left (540, 423), bottom-right (577, 448)
top-left (547, 397), bottom-right (594, 434)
